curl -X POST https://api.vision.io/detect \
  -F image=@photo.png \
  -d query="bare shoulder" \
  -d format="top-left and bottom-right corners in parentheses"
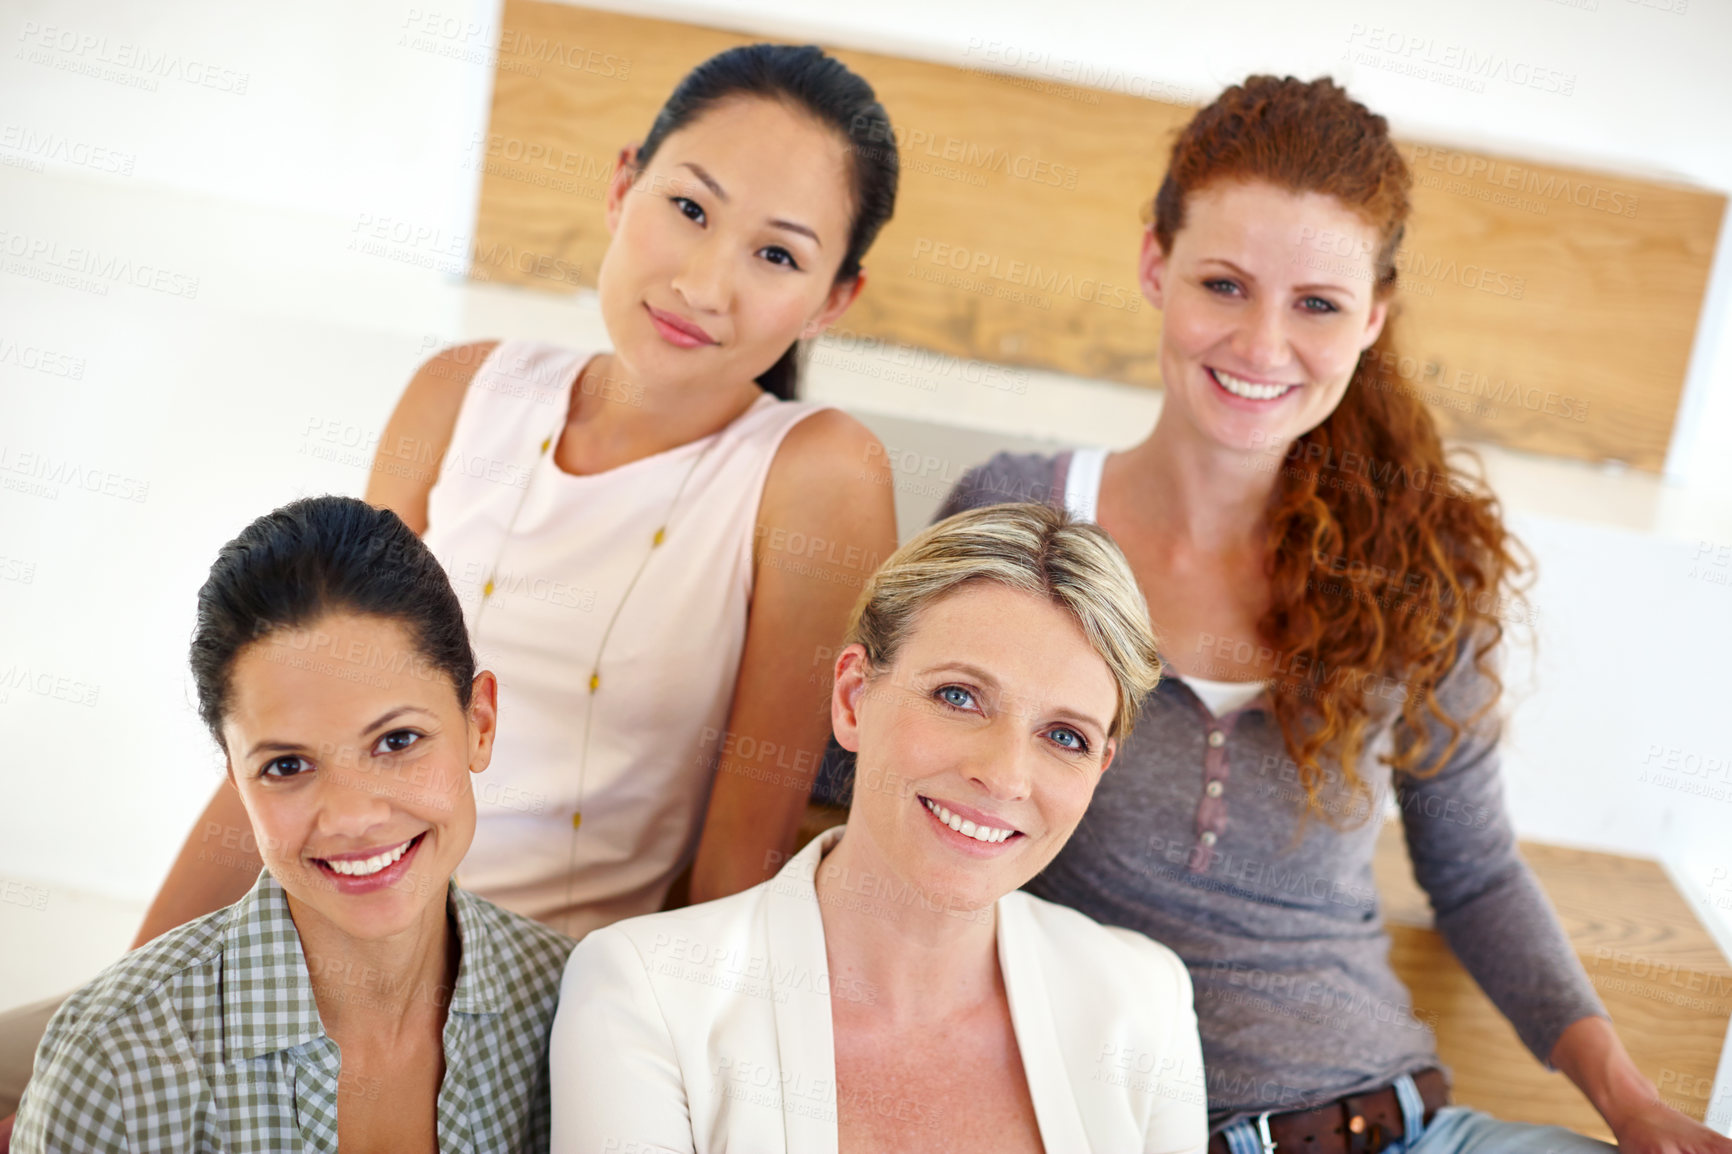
top-left (365, 340), bottom-right (501, 532)
top-left (763, 406), bottom-right (891, 508)
top-left (396, 340), bottom-right (502, 432)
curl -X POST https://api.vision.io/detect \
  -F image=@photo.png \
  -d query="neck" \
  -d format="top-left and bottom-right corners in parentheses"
top-left (814, 826), bottom-right (1002, 1024)
top-left (563, 352), bottom-right (766, 469)
top-left (1116, 407), bottom-right (1281, 553)
top-left (288, 888), bottom-right (457, 1037)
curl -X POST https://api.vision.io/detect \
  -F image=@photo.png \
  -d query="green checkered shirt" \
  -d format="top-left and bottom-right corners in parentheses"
top-left (13, 869), bottom-right (574, 1153)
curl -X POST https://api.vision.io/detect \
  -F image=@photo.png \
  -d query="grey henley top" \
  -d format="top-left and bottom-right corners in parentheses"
top-left (816, 448), bottom-right (1607, 1131)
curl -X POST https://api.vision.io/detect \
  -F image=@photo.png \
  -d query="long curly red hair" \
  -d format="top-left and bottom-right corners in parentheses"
top-left (1152, 76), bottom-right (1531, 824)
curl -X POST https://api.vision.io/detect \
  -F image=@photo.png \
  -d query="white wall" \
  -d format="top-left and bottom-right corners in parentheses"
top-left (2, 4), bottom-right (1730, 1115)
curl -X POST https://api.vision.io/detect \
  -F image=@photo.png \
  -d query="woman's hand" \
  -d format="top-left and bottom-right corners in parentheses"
top-left (1606, 1098), bottom-right (1732, 1154)
top-left (1550, 1016), bottom-right (1732, 1153)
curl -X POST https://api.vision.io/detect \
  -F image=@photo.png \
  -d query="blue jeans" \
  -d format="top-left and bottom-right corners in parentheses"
top-left (1401, 1107), bottom-right (1616, 1154)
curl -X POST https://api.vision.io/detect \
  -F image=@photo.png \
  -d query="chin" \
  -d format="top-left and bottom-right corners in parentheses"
top-left (915, 860), bottom-right (1009, 913)
top-left (324, 894), bottom-right (426, 939)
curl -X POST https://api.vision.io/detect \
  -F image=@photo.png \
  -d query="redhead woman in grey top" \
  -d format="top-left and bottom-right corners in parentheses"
top-left (831, 76), bottom-right (1730, 1154)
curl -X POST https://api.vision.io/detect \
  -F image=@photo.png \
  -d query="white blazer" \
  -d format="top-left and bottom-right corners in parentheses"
top-left (550, 825), bottom-right (1208, 1153)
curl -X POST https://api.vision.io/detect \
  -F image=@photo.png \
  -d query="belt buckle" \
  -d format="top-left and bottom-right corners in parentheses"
top-left (1255, 1111), bottom-right (1277, 1154)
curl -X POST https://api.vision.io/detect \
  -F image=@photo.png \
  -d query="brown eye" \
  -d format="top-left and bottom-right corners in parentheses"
top-left (261, 756), bottom-right (310, 779)
top-left (671, 196), bottom-right (705, 225)
top-left (375, 729), bottom-right (422, 755)
top-left (759, 245), bottom-right (801, 271)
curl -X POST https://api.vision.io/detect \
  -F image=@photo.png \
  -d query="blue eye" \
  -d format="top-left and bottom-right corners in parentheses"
top-left (261, 755), bottom-right (311, 780)
top-left (1048, 727), bottom-right (1090, 754)
top-left (671, 196), bottom-right (705, 225)
top-left (375, 729), bottom-right (421, 755)
top-left (936, 685), bottom-right (976, 711)
top-left (759, 245), bottom-right (800, 270)
top-left (1300, 296), bottom-right (1339, 314)
top-left (1203, 278), bottom-right (1242, 297)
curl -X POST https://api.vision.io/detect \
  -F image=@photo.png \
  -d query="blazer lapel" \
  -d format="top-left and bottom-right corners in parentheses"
top-left (998, 893), bottom-right (1091, 1149)
top-left (765, 827), bottom-right (843, 1154)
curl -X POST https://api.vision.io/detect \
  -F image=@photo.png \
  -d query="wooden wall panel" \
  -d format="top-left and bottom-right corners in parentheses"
top-left (474, 0), bottom-right (1725, 471)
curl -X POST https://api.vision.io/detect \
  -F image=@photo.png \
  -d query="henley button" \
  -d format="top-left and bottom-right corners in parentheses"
top-left (1207, 731), bottom-right (1225, 748)
top-left (1205, 781), bottom-right (1224, 798)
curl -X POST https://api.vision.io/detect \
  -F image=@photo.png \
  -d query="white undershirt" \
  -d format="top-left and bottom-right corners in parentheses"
top-left (1063, 445), bottom-right (1108, 523)
top-left (1060, 446), bottom-right (1267, 716)
top-left (1171, 672), bottom-right (1267, 716)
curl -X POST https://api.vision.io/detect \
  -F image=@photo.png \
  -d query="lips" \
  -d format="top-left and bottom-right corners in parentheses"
top-left (918, 794), bottom-right (1023, 848)
top-left (309, 831), bottom-right (426, 893)
top-left (1208, 366), bottom-right (1300, 402)
top-left (645, 304), bottom-right (717, 349)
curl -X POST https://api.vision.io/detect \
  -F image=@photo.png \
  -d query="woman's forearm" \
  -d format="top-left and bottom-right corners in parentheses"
top-left (1549, 1015), bottom-right (1658, 1132)
top-left (129, 783), bottom-right (260, 949)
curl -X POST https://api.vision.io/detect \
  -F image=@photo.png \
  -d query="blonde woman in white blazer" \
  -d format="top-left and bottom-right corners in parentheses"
top-left (550, 503), bottom-right (1208, 1153)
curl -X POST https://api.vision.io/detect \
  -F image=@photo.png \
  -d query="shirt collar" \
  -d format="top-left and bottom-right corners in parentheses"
top-left (220, 870), bottom-right (327, 1061)
top-left (445, 881), bottom-right (506, 1016)
top-left (220, 872), bottom-right (505, 1062)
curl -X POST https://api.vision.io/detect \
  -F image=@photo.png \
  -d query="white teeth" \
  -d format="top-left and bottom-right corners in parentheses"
top-left (321, 837), bottom-right (415, 877)
top-left (1212, 368), bottom-right (1296, 401)
top-left (922, 798), bottom-right (1014, 843)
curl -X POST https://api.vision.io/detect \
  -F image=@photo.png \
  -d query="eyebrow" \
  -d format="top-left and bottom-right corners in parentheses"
top-left (922, 662), bottom-right (1109, 735)
top-left (680, 162), bottom-right (727, 202)
top-left (679, 162), bottom-right (822, 248)
top-left (360, 705), bottom-right (432, 735)
top-left (243, 705), bottom-right (433, 759)
top-left (768, 217), bottom-right (822, 247)
top-left (923, 661), bottom-right (1003, 690)
top-left (1047, 706), bottom-right (1110, 739)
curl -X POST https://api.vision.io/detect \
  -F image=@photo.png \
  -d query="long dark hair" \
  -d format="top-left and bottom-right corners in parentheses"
top-left (635, 43), bottom-right (899, 400)
top-left (189, 496), bottom-right (476, 747)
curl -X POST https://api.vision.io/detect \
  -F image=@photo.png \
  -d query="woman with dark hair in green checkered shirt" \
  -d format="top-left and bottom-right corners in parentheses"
top-left (12, 496), bottom-right (575, 1153)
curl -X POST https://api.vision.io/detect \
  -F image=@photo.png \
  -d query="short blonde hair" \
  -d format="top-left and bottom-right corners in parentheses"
top-left (845, 502), bottom-right (1162, 742)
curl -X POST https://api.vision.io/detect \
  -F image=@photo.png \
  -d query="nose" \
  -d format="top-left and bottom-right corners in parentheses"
top-left (1232, 297), bottom-right (1291, 376)
top-left (965, 718), bottom-right (1035, 804)
top-left (314, 759), bottom-right (396, 844)
top-left (670, 232), bottom-right (732, 315)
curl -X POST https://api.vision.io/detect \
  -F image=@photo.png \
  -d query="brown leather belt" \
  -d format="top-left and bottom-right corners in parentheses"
top-left (1207, 1068), bottom-right (1450, 1154)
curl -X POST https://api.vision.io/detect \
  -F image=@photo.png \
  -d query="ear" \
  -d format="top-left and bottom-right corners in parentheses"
top-left (802, 271), bottom-right (866, 340)
top-left (603, 145), bottom-right (641, 235)
top-left (1099, 738), bottom-right (1118, 775)
top-left (830, 644), bottom-right (872, 753)
top-left (1360, 297), bottom-right (1389, 352)
top-left (466, 670), bottom-right (500, 776)
top-left (1138, 228), bottom-right (1169, 312)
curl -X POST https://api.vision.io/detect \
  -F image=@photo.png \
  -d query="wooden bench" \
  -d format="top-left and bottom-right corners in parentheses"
top-left (1375, 821), bottom-right (1731, 1136)
top-left (793, 806), bottom-right (1732, 1135)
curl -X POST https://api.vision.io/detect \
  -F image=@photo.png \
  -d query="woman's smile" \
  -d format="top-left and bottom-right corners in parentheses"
top-left (645, 303), bottom-right (719, 348)
top-left (918, 793), bottom-right (1025, 853)
top-left (1207, 365), bottom-right (1302, 403)
top-left (308, 830), bottom-right (428, 894)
